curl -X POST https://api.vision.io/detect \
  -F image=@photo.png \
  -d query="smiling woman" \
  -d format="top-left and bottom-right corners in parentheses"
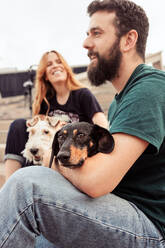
top-left (33, 50), bottom-right (86, 115)
top-left (32, 50), bottom-right (107, 127)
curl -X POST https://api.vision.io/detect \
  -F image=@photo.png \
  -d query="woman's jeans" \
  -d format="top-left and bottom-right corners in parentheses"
top-left (4, 118), bottom-right (28, 166)
top-left (0, 166), bottom-right (165, 248)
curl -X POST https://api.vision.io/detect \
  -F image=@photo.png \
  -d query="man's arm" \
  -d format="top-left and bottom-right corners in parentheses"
top-left (56, 133), bottom-right (149, 198)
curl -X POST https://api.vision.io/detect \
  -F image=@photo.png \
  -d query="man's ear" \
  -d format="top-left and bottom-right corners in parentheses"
top-left (120, 29), bottom-right (138, 52)
top-left (49, 131), bottom-right (60, 168)
top-left (92, 125), bottom-right (114, 154)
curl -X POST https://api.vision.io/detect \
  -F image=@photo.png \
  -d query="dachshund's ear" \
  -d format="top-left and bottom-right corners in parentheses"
top-left (52, 130), bottom-right (60, 156)
top-left (49, 130), bottom-right (60, 168)
top-left (49, 150), bottom-right (54, 168)
top-left (93, 125), bottom-right (114, 154)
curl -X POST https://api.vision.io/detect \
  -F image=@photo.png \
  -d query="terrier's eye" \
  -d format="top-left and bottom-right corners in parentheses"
top-left (44, 130), bottom-right (49, 134)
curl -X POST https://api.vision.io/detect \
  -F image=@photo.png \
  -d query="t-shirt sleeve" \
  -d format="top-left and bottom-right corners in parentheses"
top-left (109, 79), bottom-right (165, 152)
top-left (79, 88), bottom-right (103, 120)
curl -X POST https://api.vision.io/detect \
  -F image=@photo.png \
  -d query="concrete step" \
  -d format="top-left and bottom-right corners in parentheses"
top-left (0, 144), bottom-right (5, 163)
top-left (0, 120), bottom-right (12, 131)
top-left (0, 130), bottom-right (8, 144)
top-left (0, 163), bottom-right (5, 188)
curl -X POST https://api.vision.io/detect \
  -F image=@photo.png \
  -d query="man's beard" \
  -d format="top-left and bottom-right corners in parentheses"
top-left (87, 38), bottom-right (122, 86)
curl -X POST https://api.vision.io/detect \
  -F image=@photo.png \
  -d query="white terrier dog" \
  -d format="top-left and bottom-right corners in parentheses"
top-left (22, 114), bottom-right (70, 165)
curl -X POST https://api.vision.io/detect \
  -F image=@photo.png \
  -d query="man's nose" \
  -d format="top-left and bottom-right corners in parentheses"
top-left (83, 36), bottom-right (94, 50)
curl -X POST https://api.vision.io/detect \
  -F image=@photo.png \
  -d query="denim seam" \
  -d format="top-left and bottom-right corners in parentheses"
top-left (1, 202), bottom-right (34, 247)
top-left (36, 200), bottom-right (163, 243)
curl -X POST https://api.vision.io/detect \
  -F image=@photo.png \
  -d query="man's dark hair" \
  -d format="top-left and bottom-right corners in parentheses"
top-left (87, 0), bottom-right (149, 60)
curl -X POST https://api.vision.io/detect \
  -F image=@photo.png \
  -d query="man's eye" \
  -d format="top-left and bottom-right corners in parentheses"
top-left (93, 31), bottom-right (101, 37)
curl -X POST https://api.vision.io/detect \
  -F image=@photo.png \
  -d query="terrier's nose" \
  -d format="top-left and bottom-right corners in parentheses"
top-left (30, 148), bottom-right (38, 155)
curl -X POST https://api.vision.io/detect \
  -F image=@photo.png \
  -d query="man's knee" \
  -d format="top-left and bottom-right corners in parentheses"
top-left (6, 166), bottom-right (33, 188)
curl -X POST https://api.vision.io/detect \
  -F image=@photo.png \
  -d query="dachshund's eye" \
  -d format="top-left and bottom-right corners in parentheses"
top-left (58, 134), bottom-right (66, 144)
top-left (76, 132), bottom-right (88, 143)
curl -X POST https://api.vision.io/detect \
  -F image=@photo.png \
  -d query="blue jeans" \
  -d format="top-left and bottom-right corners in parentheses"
top-left (35, 235), bottom-right (56, 248)
top-left (0, 166), bottom-right (165, 248)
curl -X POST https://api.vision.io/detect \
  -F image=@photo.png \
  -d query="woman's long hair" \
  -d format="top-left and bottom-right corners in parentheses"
top-left (32, 50), bottom-right (84, 116)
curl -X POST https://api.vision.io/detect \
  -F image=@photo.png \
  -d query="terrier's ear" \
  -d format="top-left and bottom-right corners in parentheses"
top-left (26, 116), bottom-right (39, 127)
top-left (92, 125), bottom-right (114, 154)
top-left (47, 116), bottom-right (60, 127)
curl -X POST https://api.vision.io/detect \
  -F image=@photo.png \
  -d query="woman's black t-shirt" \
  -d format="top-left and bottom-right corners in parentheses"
top-left (40, 88), bottom-right (103, 123)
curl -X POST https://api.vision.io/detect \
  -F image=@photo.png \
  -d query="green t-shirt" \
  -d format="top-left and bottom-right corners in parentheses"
top-left (108, 64), bottom-right (165, 238)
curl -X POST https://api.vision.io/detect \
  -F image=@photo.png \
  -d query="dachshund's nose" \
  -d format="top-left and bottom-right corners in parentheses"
top-left (57, 151), bottom-right (70, 164)
top-left (30, 148), bottom-right (38, 155)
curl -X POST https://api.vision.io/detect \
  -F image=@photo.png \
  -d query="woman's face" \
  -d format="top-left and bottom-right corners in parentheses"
top-left (45, 52), bottom-right (68, 86)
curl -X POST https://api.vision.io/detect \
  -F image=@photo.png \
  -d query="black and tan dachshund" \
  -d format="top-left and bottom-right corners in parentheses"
top-left (49, 121), bottom-right (114, 169)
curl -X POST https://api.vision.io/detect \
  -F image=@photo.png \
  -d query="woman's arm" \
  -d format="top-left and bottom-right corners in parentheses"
top-left (79, 88), bottom-right (108, 128)
top-left (92, 112), bottom-right (108, 129)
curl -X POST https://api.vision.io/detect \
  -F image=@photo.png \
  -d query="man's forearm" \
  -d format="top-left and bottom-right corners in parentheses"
top-left (55, 163), bottom-right (83, 191)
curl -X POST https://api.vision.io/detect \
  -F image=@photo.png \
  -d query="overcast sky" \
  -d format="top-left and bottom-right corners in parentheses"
top-left (0, 0), bottom-right (164, 70)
